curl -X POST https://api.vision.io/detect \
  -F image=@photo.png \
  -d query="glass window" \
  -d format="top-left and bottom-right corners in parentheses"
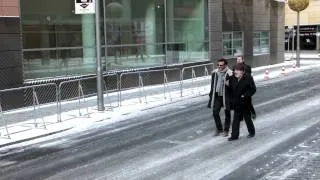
top-left (253, 31), bottom-right (270, 55)
top-left (222, 32), bottom-right (243, 57)
top-left (21, 0), bottom-right (96, 80)
top-left (104, 0), bottom-right (166, 70)
top-left (165, 0), bottom-right (208, 64)
top-left (21, 0), bottom-right (208, 80)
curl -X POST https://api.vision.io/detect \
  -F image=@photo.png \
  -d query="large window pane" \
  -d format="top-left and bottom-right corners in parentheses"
top-left (104, 0), bottom-right (166, 69)
top-left (21, 0), bottom-right (208, 79)
top-left (166, 0), bottom-right (207, 64)
top-left (21, 0), bottom-right (96, 79)
top-left (106, 44), bottom-right (165, 69)
top-left (222, 32), bottom-right (243, 57)
top-left (253, 31), bottom-right (270, 55)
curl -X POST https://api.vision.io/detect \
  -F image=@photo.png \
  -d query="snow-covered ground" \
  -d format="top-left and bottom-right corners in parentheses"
top-left (1, 59), bottom-right (320, 179)
top-left (1, 60), bottom-right (320, 148)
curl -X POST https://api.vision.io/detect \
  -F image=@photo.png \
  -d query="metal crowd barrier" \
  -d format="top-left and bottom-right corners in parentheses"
top-left (119, 71), bottom-right (148, 106)
top-left (59, 78), bottom-right (91, 122)
top-left (103, 73), bottom-right (120, 110)
top-left (58, 73), bottom-right (119, 121)
top-left (0, 64), bottom-right (215, 138)
top-left (119, 68), bottom-right (183, 106)
top-left (181, 63), bottom-right (214, 96)
top-left (163, 68), bottom-right (183, 101)
top-left (0, 83), bottom-right (58, 139)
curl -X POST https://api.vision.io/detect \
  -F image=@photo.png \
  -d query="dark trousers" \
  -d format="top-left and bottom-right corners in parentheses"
top-left (213, 94), bottom-right (231, 132)
top-left (231, 104), bottom-right (255, 138)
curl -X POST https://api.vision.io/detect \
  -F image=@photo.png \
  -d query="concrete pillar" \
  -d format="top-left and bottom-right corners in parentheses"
top-left (208, 0), bottom-right (223, 61)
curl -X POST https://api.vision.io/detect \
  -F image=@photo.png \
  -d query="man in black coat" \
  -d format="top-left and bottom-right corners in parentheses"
top-left (227, 63), bottom-right (256, 141)
top-left (208, 58), bottom-right (233, 137)
top-left (236, 56), bottom-right (256, 119)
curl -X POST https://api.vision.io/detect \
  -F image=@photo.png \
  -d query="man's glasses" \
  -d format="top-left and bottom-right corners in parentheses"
top-left (217, 64), bottom-right (225, 67)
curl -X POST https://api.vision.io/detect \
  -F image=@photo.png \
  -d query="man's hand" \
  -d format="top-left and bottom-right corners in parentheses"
top-left (225, 80), bottom-right (230, 86)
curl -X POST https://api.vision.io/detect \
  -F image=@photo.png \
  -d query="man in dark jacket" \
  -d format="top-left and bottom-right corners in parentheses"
top-left (208, 58), bottom-right (233, 137)
top-left (236, 56), bottom-right (256, 119)
top-left (228, 63), bottom-right (256, 141)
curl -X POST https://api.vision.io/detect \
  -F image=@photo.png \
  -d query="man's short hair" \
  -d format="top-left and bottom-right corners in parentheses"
top-left (217, 58), bottom-right (228, 65)
top-left (237, 55), bottom-right (244, 61)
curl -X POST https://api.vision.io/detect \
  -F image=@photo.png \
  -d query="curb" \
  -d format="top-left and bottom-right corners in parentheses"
top-left (0, 127), bottom-right (73, 149)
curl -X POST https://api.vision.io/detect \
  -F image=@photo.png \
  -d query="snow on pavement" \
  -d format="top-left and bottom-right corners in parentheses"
top-left (1, 60), bottom-right (320, 149)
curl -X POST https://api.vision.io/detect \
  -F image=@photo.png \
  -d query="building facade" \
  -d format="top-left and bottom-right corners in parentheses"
top-left (0, 0), bottom-right (284, 91)
top-left (285, 0), bottom-right (320, 51)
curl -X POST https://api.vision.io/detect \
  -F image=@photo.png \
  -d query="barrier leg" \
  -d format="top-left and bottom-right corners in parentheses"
top-left (78, 82), bottom-right (89, 117)
top-left (119, 75), bottom-right (123, 107)
top-left (204, 66), bottom-right (209, 92)
top-left (78, 80), bottom-right (82, 116)
top-left (138, 74), bottom-right (142, 104)
top-left (0, 103), bottom-right (10, 139)
top-left (32, 87), bottom-right (46, 129)
top-left (192, 69), bottom-right (201, 95)
top-left (103, 80), bottom-right (113, 111)
top-left (56, 85), bottom-right (61, 123)
top-left (164, 71), bottom-right (172, 101)
top-left (163, 71), bottom-right (167, 100)
top-left (191, 68), bottom-right (196, 94)
top-left (117, 74), bottom-right (120, 107)
top-left (32, 87), bottom-right (38, 128)
top-left (180, 70), bottom-right (184, 97)
top-left (139, 74), bottom-right (147, 104)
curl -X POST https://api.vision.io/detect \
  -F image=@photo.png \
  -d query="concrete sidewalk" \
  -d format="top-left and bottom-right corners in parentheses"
top-left (1, 60), bottom-right (320, 148)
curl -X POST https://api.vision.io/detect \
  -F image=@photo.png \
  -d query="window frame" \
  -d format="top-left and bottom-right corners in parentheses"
top-left (222, 31), bottom-right (244, 58)
top-left (253, 31), bottom-right (270, 56)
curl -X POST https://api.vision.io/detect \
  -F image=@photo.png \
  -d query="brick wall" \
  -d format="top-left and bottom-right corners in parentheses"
top-left (208, 0), bottom-right (284, 67)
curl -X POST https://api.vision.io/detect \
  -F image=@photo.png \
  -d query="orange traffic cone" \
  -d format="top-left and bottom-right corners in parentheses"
top-left (281, 66), bottom-right (286, 76)
top-left (264, 69), bottom-right (269, 80)
top-left (292, 62), bottom-right (297, 72)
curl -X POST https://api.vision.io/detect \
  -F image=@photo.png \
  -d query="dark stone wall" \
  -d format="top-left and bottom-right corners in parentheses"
top-left (208, 0), bottom-right (223, 61)
top-left (209, 0), bottom-right (284, 68)
top-left (0, 17), bottom-right (23, 89)
top-left (269, 1), bottom-right (285, 66)
top-left (0, 17), bottom-right (24, 110)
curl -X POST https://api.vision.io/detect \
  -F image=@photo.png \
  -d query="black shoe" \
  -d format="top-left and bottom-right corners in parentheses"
top-left (228, 137), bottom-right (239, 141)
top-left (247, 134), bottom-right (255, 138)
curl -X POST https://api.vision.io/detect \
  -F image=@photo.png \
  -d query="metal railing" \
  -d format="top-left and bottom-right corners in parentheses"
top-left (119, 67), bottom-right (185, 106)
top-left (181, 63), bottom-right (214, 96)
top-left (0, 64), bottom-right (213, 138)
top-left (0, 83), bottom-right (58, 139)
top-left (58, 73), bottom-right (120, 122)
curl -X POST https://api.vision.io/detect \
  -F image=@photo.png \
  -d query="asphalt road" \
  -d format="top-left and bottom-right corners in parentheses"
top-left (1, 68), bottom-right (320, 180)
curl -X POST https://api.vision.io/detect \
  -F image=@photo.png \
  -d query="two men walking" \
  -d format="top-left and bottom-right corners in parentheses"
top-left (208, 57), bottom-right (256, 141)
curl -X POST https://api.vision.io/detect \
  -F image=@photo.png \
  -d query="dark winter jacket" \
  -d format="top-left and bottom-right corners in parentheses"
top-left (229, 74), bottom-right (256, 110)
top-left (208, 68), bottom-right (233, 110)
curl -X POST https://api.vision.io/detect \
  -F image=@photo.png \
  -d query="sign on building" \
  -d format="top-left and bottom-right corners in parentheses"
top-left (75, 0), bottom-right (95, 14)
